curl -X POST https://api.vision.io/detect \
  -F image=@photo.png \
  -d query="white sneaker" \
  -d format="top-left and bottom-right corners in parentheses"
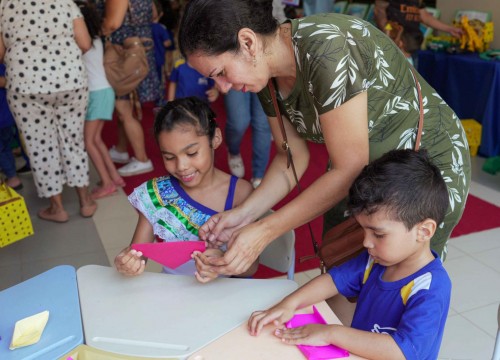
top-left (109, 146), bottom-right (130, 164)
top-left (228, 154), bottom-right (245, 178)
top-left (251, 178), bottom-right (262, 189)
top-left (118, 157), bottom-right (154, 177)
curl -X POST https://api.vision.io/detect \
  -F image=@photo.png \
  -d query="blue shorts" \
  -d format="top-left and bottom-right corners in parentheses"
top-left (86, 87), bottom-right (115, 121)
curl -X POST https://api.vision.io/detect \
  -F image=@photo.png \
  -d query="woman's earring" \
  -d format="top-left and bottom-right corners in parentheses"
top-left (253, 56), bottom-right (257, 67)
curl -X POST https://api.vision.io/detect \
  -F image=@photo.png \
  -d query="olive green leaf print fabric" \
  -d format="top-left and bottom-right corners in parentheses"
top-left (258, 13), bottom-right (470, 259)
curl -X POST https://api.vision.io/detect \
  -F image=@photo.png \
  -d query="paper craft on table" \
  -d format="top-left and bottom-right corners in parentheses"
top-left (131, 241), bottom-right (206, 269)
top-left (285, 306), bottom-right (349, 360)
top-left (10, 310), bottom-right (50, 350)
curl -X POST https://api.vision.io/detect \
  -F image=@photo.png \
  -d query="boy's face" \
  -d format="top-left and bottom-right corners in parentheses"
top-left (355, 209), bottom-right (421, 267)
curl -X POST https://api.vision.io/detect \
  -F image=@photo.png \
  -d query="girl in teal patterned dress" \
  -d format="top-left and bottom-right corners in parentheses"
top-left (178, 0), bottom-right (470, 277)
top-left (114, 97), bottom-right (256, 282)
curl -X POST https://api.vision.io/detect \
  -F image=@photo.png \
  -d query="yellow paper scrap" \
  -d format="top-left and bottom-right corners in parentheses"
top-left (9, 310), bottom-right (49, 350)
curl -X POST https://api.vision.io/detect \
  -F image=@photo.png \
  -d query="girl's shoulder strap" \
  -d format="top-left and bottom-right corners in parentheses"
top-left (223, 175), bottom-right (239, 211)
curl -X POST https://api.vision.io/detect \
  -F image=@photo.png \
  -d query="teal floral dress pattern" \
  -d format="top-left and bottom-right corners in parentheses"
top-left (128, 175), bottom-right (238, 242)
top-left (258, 14), bottom-right (470, 259)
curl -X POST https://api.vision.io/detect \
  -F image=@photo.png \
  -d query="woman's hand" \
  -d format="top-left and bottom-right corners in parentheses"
top-left (198, 207), bottom-right (253, 245)
top-left (274, 324), bottom-right (335, 346)
top-left (248, 303), bottom-right (295, 336)
top-left (201, 219), bottom-right (273, 276)
top-left (193, 248), bottom-right (223, 283)
top-left (114, 246), bottom-right (146, 276)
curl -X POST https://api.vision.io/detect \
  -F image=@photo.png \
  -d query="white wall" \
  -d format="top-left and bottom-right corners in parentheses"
top-left (437, 0), bottom-right (499, 49)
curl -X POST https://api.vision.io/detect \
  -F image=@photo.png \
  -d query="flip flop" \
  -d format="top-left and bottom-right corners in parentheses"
top-left (113, 178), bottom-right (126, 187)
top-left (37, 208), bottom-right (69, 223)
top-left (80, 202), bottom-right (98, 218)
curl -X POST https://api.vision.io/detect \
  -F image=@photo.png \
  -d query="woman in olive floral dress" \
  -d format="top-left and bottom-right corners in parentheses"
top-left (178, 0), bottom-right (470, 276)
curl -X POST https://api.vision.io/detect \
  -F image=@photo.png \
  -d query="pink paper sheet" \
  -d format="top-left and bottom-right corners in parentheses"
top-left (285, 306), bottom-right (349, 360)
top-left (131, 242), bottom-right (206, 269)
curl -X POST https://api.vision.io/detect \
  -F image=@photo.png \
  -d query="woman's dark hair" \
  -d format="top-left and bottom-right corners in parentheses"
top-left (348, 149), bottom-right (449, 230)
top-left (179, 0), bottom-right (278, 57)
top-left (153, 97), bottom-right (218, 143)
top-left (74, 0), bottom-right (101, 39)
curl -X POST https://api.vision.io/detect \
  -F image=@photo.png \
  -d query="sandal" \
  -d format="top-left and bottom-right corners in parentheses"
top-left (80, 202), bottom-right (98, 218)
top-left (113, 178), bottom-right (126, 187)
top-left (91, 185), bottom-right (118, 200)
top-left (38, 208), bottom-right (69, 223)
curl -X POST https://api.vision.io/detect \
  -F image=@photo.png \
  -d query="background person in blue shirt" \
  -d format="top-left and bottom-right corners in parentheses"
top-left (152, 0), bottom-right (172, 105)
top-left (168, 58), bottom-right (219, 103)
top-left (0, 63), bottom-right (22, 190)
top-left (249, 149), bottom-right (452, 360)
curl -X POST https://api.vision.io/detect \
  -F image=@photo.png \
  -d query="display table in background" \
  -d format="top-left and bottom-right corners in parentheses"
top-left (0, 265), bottom-right (83, 360)
top-left (418, 50), bottom-right (500, 157)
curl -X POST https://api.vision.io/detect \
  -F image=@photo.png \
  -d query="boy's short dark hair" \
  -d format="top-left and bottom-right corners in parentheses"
top-left (348, 149), bottom-right (449, 230)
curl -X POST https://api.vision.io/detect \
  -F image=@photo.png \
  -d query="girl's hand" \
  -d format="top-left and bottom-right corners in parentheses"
top-left (275, 324), bottom-right (334, 347)
top-left (248, 304), bottom-right (295, 336)
top-left (193, 249), bottom-right (223, 283)
top-left (114, 247), bottom-right (146, 276)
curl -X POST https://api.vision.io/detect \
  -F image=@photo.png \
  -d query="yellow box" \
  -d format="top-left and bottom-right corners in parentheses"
top-left (461, 119), bottom-right (482, 156)
top-left (59, 345), bottom-right (176, 360)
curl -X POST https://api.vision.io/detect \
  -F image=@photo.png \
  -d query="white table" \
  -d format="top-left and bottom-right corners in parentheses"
top-left (76, 265), bottom-right (298, 359)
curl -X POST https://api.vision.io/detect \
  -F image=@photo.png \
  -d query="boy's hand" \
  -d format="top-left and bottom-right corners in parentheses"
top-left (114, 247), bottom-right (146, 276)
top-left (193, 249), bottom-right (223, 283)
top-left (248, 304), bottom-right (295, 336)
top-left (274, 324), bottom-right (334, 346)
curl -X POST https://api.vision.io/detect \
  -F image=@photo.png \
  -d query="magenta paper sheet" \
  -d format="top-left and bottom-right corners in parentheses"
top-left (131, 242), bottom-right (206, 268)
top-left (285, 306), bottom-right (349, 360)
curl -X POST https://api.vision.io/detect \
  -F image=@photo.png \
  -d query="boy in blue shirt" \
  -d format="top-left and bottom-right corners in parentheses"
top-left (168, 58), bottom-right (219, 103)
top-left (249, 149), bottom-right (452, 360)
top-left (152, 0), bottom-right (172, 105)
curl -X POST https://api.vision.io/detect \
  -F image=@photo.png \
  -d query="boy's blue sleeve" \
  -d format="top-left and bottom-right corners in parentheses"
top-left (328, 251), bottom-right (369, 298)
top-left (169, 65), bottom-right (180, 82)
top-left (207, 78), bottom-right (215, 88)
top-left (392, 271), bottom-right (451, 360)
top-left (160, 25), bottom-right (171, 44)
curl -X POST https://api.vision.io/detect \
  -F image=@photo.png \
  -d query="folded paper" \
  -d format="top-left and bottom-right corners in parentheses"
top-left (285, 306), bottom-right (349, 360)
top-left (131, 241), bottom-right (206, 268)
top-left (10, 310), bottom-right (49, 350)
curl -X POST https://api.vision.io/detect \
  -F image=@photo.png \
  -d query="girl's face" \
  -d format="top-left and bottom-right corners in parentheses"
top-left (187, 50), bottom-right (269, 94)
top-left (355, 209), bottom-right (421, 267)
top-left (157, 124), bottom-right (222, 188)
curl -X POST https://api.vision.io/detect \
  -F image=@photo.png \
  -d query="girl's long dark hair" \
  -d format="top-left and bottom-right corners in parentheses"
top-left (74, 0), bottom-right (101, 39)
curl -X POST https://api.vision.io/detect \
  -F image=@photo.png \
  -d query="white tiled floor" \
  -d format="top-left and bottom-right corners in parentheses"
top-left (1, 156), bottom-right (500, 359)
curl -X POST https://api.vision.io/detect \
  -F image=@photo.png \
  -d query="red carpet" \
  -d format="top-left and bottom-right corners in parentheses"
top-left (102, 99), bottom-right (500, 278)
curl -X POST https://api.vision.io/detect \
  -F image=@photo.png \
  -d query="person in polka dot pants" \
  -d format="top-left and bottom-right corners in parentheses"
top-left (0, 0), bottom-right (97, 223)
